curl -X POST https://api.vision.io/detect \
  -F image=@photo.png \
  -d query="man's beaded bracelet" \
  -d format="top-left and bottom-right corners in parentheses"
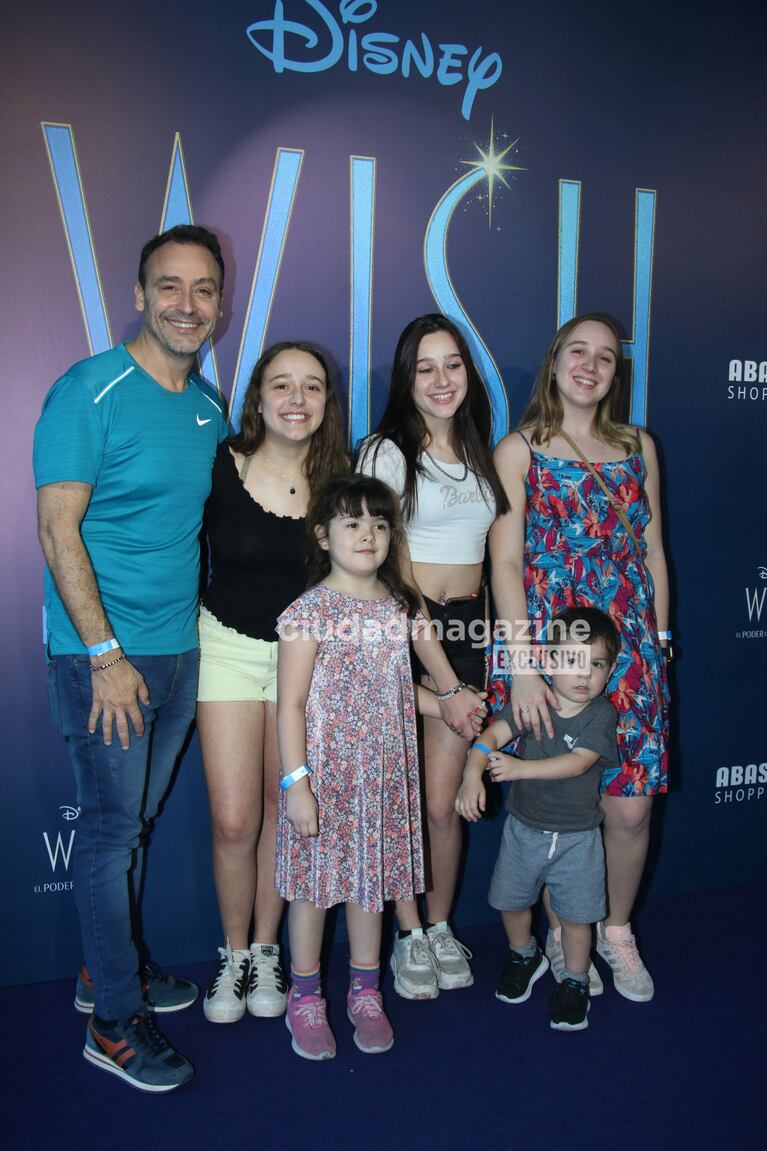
top-left (90, 653), bottom-right (127, 673)
top-left (435, 681), bottom-right (466, 701)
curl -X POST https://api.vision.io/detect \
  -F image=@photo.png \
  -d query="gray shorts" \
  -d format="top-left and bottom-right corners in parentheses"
top-left (488, 813), bottom-right (606, 925)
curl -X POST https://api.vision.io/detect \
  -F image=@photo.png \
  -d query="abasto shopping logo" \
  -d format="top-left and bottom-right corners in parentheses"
top-left (735, 565), bottom-right (767, 641)
top-left (726, 357), bottom-right (767, 401)
top-left (34, 804), bottom-right (79, 895)
top-left (714, 761), bottom-right (767, 806)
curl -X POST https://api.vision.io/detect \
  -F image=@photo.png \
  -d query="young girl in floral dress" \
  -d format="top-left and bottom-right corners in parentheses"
top-left (276, 474), bottom-right (442, 1060)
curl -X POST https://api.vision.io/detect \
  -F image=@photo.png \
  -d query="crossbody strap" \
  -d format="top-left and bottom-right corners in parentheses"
top-left (557, 430), bottom-right (641, 552)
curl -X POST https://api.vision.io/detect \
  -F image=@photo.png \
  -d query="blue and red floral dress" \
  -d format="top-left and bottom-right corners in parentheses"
top-left (490, 439), bottom-right (669, 796)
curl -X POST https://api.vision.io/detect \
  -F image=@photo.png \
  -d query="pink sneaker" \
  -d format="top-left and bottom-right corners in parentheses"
top-left (285, 989), bottom-right (336, 1060)
top-left (347, 989), bottom-right (394, 1054)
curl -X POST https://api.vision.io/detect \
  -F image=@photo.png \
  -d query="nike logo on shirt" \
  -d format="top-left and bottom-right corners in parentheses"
top-left (196, 415), bottom-right (212, 426)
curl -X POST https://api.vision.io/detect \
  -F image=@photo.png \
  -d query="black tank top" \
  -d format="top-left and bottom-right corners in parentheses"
top-left (202, 442), bottom-right (308, 641)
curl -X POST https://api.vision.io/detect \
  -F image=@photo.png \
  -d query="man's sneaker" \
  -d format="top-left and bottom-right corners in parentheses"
top-left (203, 944), bottom-right (250, 1023)
top-left (347, 989), bottom-right (394, 1054)
top-left (596, 921), bottom-right (654, 1002)
top-left (425, 922), bottom-right (474, 990)
top-left (247, 943), bottom-right (288, 1018)
top-left (83, 1010), bottom-right (194, 1092)
top-left (285, 988), bottom-right (336, 1060)
top-left (545, 927), bottom-right (604, 997)
top-left (75, 962), bottom-right (199, 1016)
top-left (549, 977), bottom-right (590, 1031)
top-left (495, 945), bottom-right (550, 1004)
top-left (390, 928), bottom-right (439, 1000)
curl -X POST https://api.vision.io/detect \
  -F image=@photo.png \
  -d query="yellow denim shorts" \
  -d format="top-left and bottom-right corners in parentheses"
top-left (197, 606), bottom-right (278, 703)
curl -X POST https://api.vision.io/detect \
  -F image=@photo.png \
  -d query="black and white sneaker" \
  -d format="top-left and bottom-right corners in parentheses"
top-left (495, 945), bottom-right (549, 1004)
top-left (549, 977), bottom-right (590, 1031)
top-left (247, 943), bottom-right (288, 1017)
top-left (203, 942), bottom-right (250, 1023)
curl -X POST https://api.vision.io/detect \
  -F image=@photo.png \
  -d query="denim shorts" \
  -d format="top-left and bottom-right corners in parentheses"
top-left (488, 813), bottom-right (606, 924)
top-left (197, 606), bottom-right (278, 702)
top-left (412, 592), bottom-right (488, 690)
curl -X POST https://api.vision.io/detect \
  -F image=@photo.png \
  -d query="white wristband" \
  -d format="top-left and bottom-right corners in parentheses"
top-left (279, 764), bottom-right (311, 791)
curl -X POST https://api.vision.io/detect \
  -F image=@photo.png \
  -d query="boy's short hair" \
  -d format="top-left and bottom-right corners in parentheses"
top-left (548, 606), bottom-right (620, 665)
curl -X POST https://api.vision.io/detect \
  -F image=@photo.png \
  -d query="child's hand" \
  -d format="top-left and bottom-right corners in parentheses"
top-left (487, 752), bottom-right (519, 783)
top-left (286, 785), bottom-right (319, 837)
top-left (455, 775), bottom-right (486, 822)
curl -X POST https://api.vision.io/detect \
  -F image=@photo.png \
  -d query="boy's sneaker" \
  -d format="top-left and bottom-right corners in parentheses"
top-left (75, 962), bottom-right (199, 1016)
top-left (390, 928), bottom-right (439, 1000)
top-left (347, 989), bottom-right (394, 1054)
top-left (596, 921), bottom-right (654, 1002)
top-left (545, 927), bottom-right (604, 997)
top-left (495, 945), bottom-right (549, 1004)
top-left (285, 988), bottom-right (336, 1060)
top-left (425, 921), bottom-right (474, 990)
top-left (203, 943), bottom-right (250, 1023)
top-left (83, 1010), bottom-right (194, 1092)
top-left (247, 943), bottom-right (288, 1017)
top-left (549, 977), bottom-right (590, 1031)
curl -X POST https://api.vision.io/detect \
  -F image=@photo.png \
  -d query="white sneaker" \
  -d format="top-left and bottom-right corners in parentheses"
top-left (425, 922), bottom-right (474, 989)
top-left (203, 942), bottom-right (250, 1023)
top-left (247, 943), bottom-right (289, 1017)
top-left (545, 927), bottom-right (604, 997)
top-left (596, 921), bottom-right (654, 1002)
top-left (390, 928), bottom-right (439, 1000)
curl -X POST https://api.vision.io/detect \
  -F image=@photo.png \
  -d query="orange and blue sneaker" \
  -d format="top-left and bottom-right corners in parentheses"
top-left (84, 1011), bottom-right (194, 1092)
top-left (75, 962), bottom-right (198, 1015)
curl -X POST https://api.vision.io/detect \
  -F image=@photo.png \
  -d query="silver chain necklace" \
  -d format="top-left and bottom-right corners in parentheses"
top-left (423, 448), bottom-right (468, 482)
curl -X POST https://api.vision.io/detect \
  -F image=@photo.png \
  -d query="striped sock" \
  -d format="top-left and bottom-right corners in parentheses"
top-left (349, 960), bottom-right (379, 995)
top-left (291, 964), bottom-right (321, 999)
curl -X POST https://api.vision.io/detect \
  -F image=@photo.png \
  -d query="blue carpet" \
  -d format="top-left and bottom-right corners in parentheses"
top-left (3, 884), bottom-right (762, 1151)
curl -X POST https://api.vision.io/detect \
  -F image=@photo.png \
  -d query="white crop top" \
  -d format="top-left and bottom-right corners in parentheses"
top-left (357, 437), bottom-right (495, 564)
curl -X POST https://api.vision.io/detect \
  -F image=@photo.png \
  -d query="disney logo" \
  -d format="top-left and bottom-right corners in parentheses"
top-left (758, 566), bottom-right (767, 581)
top-left (246, 1), bottom-right (502, 120)
top-left (60, 806), bottom-right (81, 821)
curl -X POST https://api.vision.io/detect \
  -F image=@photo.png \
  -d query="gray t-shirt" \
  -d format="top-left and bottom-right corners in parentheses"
top-left (496, 695), bottom-right (619, 832)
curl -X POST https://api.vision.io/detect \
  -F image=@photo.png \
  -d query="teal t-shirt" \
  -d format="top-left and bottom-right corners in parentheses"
top-left (33, 344), bottom-right (228, 655)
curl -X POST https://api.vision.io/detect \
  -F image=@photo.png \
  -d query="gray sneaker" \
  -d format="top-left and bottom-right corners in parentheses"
top-left (545, 927), bottom-right (603, 997)
top-left (596, 921), bottom-right (654, 1002)
top-left (426, 921), bottom-right (474, 989)
top-left (390, 928), bottom-right (439, 1000)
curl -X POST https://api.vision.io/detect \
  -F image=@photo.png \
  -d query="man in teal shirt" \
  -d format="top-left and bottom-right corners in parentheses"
top-left (34, 225), bottom-right (228, 1093)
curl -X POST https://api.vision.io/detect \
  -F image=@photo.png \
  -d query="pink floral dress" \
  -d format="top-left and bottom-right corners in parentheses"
top-left (275, 584), bottom-right (426, 911)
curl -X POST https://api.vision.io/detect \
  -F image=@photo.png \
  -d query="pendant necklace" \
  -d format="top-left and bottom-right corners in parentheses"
top-left (265, 455), bottom-right (300, 494)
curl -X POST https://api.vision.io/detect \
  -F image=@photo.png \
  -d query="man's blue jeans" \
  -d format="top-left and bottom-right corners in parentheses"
top-left (47, 650), bottom-right (199, 1020)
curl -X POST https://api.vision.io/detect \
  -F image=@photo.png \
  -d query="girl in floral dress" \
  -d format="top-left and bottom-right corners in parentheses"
top-left (276, 474), bottom-right (442, 1060)
top-left (489, 314), bottom-right (670, 1003)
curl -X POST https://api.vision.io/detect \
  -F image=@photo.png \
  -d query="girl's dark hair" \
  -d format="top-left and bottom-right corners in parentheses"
top-left (519, 313), bottom-right (640, 456)
top-left (229, 341), bottom-right (349, 488)
top-left (358, 314), bottom-right (509, 521)
top-left (306, 474), bottom-right (421, 617)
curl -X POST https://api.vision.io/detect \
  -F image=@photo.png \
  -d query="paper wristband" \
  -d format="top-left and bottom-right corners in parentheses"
top-left (279, 765), bottom-right (312, 791)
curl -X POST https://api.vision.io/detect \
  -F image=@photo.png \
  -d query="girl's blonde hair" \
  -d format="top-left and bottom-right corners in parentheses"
top-left (519, 313), bottom-right (641, 456)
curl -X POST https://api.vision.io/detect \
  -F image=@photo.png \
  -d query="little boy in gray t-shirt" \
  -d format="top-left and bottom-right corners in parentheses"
top-left (456, 607), bottom-right (619, 1031)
